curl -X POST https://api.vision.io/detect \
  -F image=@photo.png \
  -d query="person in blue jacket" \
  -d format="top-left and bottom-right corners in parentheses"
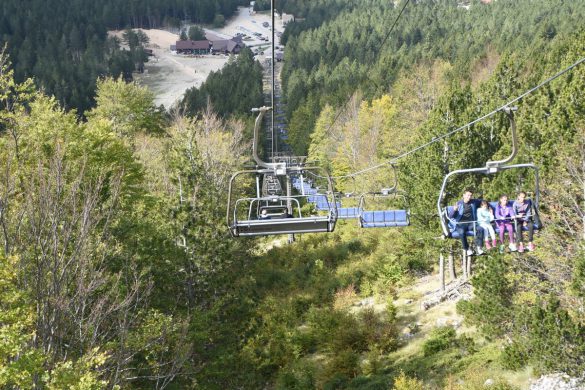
top-left (449, 189), bottom-right (484, 256)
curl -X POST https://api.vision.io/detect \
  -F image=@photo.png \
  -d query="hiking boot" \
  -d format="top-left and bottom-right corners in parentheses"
top-left (476, 248), bottom-right (485, 256)
top-left (509, 243), bottom-right (517, 252)
top-left (527, 242), bottom-right (535, 251)
top-left (518, 243), bottom-right (525, 253)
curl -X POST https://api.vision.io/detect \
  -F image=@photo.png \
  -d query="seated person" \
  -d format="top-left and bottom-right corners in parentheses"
top-left (258, 209), bottom-right (271, 220)
top-left (513, 191), bottom-right (535, 252)
top-left (495, 194), bottom-right (516, 253)
top-left (449, 189), bottom-right (484, 256)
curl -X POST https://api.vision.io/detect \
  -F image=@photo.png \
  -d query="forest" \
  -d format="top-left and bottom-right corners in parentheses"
top-left (0, 0), bottom-right (585, 389)
top-left (0, 0), bottom-right (248, 112)
top-left (181, 48), bottom-right (264, 118)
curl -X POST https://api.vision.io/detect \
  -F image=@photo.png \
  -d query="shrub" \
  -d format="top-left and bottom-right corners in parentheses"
top-left (422, 326), bottom-right (457, 356)
top-left (320, 349), bottom-right (360, 388)
top-left (392, 371), bottom-right (424, 390)
top-left (333, 283), bottom-right (358, 310)
top-left (275, 360), bottom-right (316, 390)
top-left (359, 308), bottom-right (399, 353)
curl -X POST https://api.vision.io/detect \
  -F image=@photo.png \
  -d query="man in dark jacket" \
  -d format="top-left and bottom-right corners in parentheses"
top-left (449, 189), bottom-right (484, 256)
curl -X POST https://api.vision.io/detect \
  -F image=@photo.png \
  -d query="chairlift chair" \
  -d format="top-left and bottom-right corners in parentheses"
top-left (437, 107), bottom-right (542, 239)
top-left (334, 178), bottom-right (363, 219)
top-left (227, 107), bottom-right (338, 237)
top-left (357, 165), bottom-right (410, 228)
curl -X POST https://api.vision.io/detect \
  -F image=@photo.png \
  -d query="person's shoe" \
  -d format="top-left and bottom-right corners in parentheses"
top-left (485, 241), bottom-right (492, 250)
top-left (466, 249), bottom-right (474, 256)
top-left (476, 248), bottom-right (485, 256)
top-left (492, 239), bottom-right (497, 248)
top-left (509, 243), bottom-right (517, 252)
top-left (527, 242), bottom-right (535, 252)
top-left (499, 244), bottom-right (505, 254)
top-left (518, 243), bottom-right (525, 253)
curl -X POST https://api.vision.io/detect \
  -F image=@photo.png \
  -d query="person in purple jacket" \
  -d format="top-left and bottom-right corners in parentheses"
top-left (513, 191), bottom-right (535, 252)
top-left (495, 194), bottom-right (517, 253)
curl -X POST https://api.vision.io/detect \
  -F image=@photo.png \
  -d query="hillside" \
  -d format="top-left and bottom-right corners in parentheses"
top-left (0, 0), bottom-right (584, 389)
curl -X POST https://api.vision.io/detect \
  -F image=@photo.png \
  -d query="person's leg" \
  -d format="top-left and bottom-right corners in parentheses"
top-left (507, 223), bottom-right (517, 251)
top-left (507, 223), bottom-right (515, 243)
top-left (525, 220), bottom-right (534, 242)
top-left (498, 223), bottom-right (505, 244)
top-left (488, 225), bottom-right (497, 244)
top-left (515, 220), bottom-right (524, 244)
top-left (474, 224), bottom-right (484, 249)
top-left (456, 225), bottom-right (469, 250)
top-left (481, 225), bottom-right (491, 248)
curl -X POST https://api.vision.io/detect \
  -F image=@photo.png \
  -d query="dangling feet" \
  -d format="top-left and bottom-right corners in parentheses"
top-left (466, 249), bottom-right (474, 256)
top-left (518, 243), bottom-right (525, 253)
top-left (492, 239), bottom-right (497, 248)
top-left (499, 244), bottom-right (505, 254)
top-left (509, 243), bottom-right (517, 252)
top-left (527, 242), bottom-right (535, 252)
top-left (485, 240), bottom-right (492, 250)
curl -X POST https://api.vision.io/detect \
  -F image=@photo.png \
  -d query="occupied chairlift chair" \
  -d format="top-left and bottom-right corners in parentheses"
top-left (358, 165), bottom-right (410, 228)
top-left (227, 107), bottom-right (338, 237)
top-left (437, 107), bottom-right (542, 239)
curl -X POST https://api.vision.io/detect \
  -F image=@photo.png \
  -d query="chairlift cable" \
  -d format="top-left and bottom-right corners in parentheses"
top-left (271, 0), bottom-right (276, 158)
top-left (314, 55), bottom-right (585, 180)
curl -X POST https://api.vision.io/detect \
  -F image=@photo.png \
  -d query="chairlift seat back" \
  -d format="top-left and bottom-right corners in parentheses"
top-left (338, 207), bottom-right (361, 219)
top-left (360, 210), bottom-right (409, 228)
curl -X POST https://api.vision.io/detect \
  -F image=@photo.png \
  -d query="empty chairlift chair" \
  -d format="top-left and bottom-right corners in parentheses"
top-left (358, 191), bottom-right (410, 228)
top-left (336, 192), bottom-right (362, 220)
top-left (227, 107), bottom-right (338, 237)
top-left (231, 196), bottom-right (336, 236)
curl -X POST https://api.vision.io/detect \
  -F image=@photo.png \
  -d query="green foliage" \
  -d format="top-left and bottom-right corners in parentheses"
top-left (422, 327), bottom-right (457, 357)
top-left (213, 14), bottom-right (226, 28)
top-left (320, 349), bottom-right (360, 387)
top-left (392, 371), bottom-right (424, 390)
top-left (503, 297), bottom-right (585, 376)
top-left (87, 76), bottom-right (165, 138)
top-left (457, 256), bottom-right (514, 338)
top-left (275, 360), bottom-right (317, 390)
top-left (1, 0), bottom-right (248, 112)
top-left (572, 246), bottom-right (585, 298)
top-left (182, 48), bottom-right (263, 117)
top-left (188, 25), bottom-right (206, 41)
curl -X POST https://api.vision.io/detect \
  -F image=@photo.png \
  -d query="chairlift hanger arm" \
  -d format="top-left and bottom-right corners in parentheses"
top-left (251, 106), bottom-right (283, 171)
top-left (486, 107), bottom-right (518, 171)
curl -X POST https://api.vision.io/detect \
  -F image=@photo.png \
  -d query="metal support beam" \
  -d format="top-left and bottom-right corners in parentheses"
top-left (439, 253), bottom-right (445, 293)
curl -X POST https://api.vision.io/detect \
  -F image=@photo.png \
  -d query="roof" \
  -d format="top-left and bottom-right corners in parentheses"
top-left (212, 40), bottom-right (229, 51)
top-left (212, 39), bottom-right (242, 52)
top-left (175, 40), bottom-right (210, 50)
